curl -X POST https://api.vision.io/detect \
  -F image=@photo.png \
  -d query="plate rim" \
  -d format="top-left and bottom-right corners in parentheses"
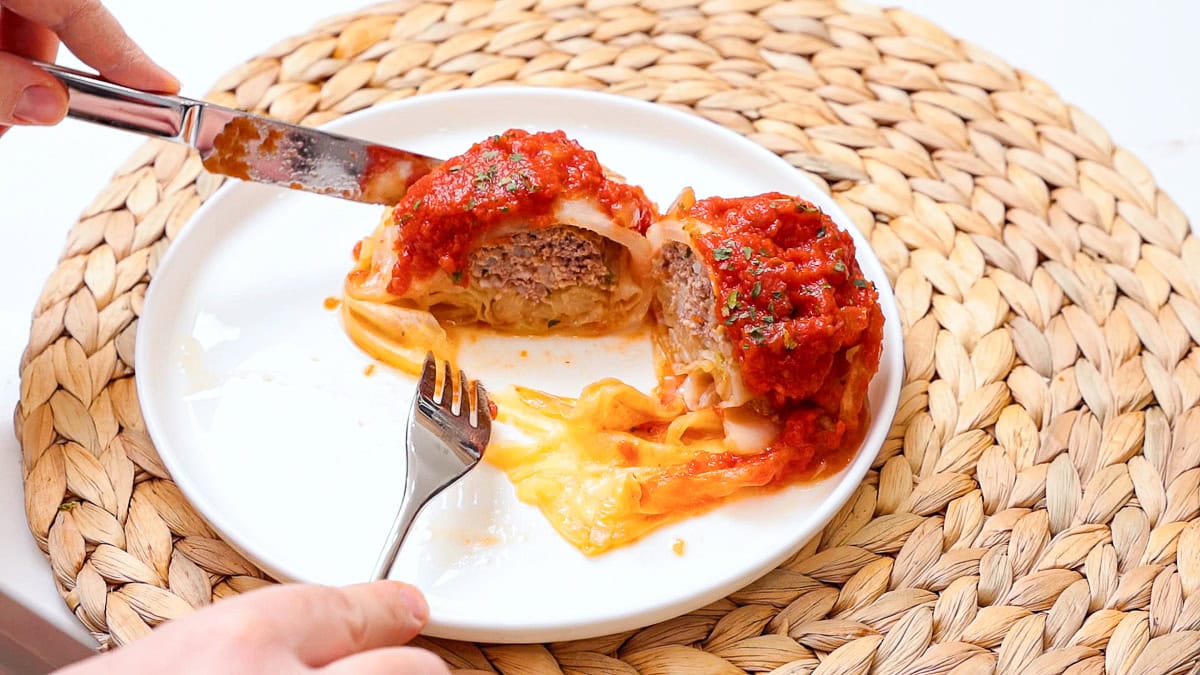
top-left (135, 85), bottom-right (905, 642)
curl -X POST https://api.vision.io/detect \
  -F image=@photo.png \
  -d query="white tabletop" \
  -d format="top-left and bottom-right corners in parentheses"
top-left (1, 0), bottom-right (1196, 649)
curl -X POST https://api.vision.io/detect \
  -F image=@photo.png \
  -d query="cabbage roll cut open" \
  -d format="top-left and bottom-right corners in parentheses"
top-left (647, 189), bottom-right (884, 461)
top-left (343, 130), bottom-right (657, 370)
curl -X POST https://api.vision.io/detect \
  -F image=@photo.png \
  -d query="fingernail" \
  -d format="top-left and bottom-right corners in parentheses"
top-left (400, 584), bottom-right (429, 624)
top-left (13, 86), bottom-right (63, 125)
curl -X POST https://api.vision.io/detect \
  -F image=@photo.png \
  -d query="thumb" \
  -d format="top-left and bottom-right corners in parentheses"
top-left (253, 581), bottom-right (431, 667)
top-left (0, 51), bottom-right (67, 126)
top-left (2, 0), bottom-right (178, 93)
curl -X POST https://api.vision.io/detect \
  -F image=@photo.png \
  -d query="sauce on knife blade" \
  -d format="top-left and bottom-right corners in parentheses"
top-left (202, 116), bottom-right (440, 204)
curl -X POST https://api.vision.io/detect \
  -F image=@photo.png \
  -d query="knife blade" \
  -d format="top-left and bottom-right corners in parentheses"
top-left (38, 61), bottom-right (443, 206)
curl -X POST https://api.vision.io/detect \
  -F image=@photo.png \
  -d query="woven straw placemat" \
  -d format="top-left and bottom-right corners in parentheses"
top-left (16, 0), bottom-right (1200, 672)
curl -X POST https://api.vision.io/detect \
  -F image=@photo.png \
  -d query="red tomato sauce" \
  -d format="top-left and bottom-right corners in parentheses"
top-left (380, 130), bottom-right (655, 295)
top-left (648, 193), bottom-right (885, 494)
top-left (202, 117), bottom-right (268, 181)
top-left (358, 145), bottom-right (440, 205)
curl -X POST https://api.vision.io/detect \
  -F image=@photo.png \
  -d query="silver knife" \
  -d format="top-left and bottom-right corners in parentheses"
top-left (38, 62), bottom-right (443, 205)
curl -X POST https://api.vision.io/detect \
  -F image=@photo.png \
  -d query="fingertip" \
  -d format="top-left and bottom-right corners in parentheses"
top-left (393, 582), bottom-right (430, 626)
top-left (103, 60), bottom-right (180, 95)
top-left (363, 581), bottom-right (429, 628)
top-left (0, 53), bottom-right (68, 126)
top-left (143, 63), bottom-right (181, 95)
top-left (13, 82), bottom-right (68, 125)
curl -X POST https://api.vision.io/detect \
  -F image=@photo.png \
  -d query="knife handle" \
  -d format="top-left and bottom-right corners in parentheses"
top-left (36, 61), bottom-right (201, 144)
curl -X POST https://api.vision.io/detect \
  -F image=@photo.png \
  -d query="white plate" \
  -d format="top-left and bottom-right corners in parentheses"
top-left (136, 87), bottom-right (904, 643)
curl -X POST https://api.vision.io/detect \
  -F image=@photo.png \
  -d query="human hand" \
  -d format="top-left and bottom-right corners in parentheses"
top-left (0, 0), bottom-right (179, 135)
top-left (55, 581), bottom-right (450, 674)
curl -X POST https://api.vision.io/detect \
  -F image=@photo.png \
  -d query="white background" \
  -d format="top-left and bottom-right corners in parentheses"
top-left (1, 0), bottom-right (1196, 648)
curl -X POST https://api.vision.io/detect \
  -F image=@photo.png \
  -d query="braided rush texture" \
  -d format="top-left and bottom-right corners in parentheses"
top-left (16, 1), bottom-right (1200, 672)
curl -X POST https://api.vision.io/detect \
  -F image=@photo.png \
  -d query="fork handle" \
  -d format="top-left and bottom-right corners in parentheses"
top-left (372, 398), bottom-right (485, 580)
top-left (371, 479), bottom-right (427, 580)
top-left (371, 426), bottom-right (463, 580)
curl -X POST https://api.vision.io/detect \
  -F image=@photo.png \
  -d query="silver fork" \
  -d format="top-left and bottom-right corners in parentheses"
top-left (371, 352), bottom-right (492, 580)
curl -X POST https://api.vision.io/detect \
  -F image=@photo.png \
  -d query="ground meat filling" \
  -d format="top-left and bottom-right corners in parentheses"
top-left (654, 242), bottom-right (720, 367)
top-left (468, 226), bottom-right (615, 300)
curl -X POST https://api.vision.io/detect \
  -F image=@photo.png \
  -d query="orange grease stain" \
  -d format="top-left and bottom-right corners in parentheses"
top-left (463, 534), bottom-right (501, 547)
top-left (202, 117), bottom-right (283, 180)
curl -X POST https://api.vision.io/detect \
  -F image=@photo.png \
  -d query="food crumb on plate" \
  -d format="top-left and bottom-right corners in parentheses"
top-left (672, 538), bottom-right (686, 556)
top-left (363, 363), bottom-right (376, 377)
top-left (323, 296), bottom-right (341, 310)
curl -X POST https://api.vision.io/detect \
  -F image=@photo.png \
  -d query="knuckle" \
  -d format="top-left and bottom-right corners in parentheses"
top-left (325, 587), bottom-right (372, 651)
top-left (221, 584), bottom-right (311, 646)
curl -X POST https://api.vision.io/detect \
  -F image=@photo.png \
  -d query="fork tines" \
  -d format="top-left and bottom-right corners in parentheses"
top-left (419, 352), bottom-right (490, 428)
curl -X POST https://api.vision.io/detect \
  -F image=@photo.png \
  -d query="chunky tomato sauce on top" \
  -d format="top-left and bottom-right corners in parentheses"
top-left (640, 194), bottom-right (885, 506)
top-left (381, 130), bottom-right (654, 295)
top-left (690, 194), bottom-right (881, 404)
